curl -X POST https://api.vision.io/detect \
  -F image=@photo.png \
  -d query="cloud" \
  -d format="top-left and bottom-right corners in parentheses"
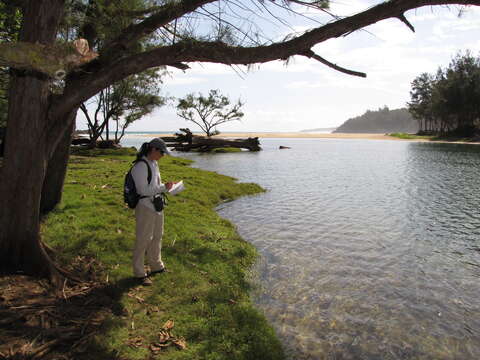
top-left (432, 18), bottom-right (480, 40)
top-left (164, 77), bottom-right (206, 86)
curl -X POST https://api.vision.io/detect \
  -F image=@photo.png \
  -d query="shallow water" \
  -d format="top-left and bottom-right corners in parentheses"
top-left (171, 138), bottom-right (480, 360)
top-left (121, 136), bottom-right (480, 359)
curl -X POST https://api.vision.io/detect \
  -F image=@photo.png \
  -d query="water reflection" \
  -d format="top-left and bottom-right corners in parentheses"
top-left (128, 137), bottom-right (480, 359)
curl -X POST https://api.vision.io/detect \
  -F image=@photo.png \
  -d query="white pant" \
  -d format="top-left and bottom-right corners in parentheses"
top-left (133, 204), bottom-right (164, 278)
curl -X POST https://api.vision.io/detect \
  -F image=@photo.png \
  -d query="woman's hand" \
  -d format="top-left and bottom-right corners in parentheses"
top-left (165, 182), bottom-right (174, 190)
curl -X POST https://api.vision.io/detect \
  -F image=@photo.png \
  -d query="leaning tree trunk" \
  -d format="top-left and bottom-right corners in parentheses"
top-left (40, 109), bottom-right (77, 215)
top-left (0, 0), bottom-right (65, 282)
top-left (0, 73), bottom-right (58, 278)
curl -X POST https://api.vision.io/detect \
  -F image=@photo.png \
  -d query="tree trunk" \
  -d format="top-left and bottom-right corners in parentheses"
top-left (105, 117), bottom-right (109, 142)
top-left (0, 73), bottom-right (55, 277)
top-left (0, 0), bottom-right (65, 282)
top-left (40, 109), bottom-right (77, 215)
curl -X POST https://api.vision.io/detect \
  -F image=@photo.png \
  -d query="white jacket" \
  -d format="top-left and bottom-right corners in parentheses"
top-left (131, 156), bottom-right (166, 212)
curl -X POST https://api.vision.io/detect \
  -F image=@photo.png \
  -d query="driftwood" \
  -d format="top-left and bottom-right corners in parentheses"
top-left (177, 137), bottom-right (261, 152)
top-left (163, 130), bottom-right (261, 152)
top-left (71, 137), bottom-right (91, 146)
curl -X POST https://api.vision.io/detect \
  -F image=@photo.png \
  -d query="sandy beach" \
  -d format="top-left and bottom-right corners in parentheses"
top-left (212, 132), bottom-right (411, 140)
top-left (135, 132), bottom-right (480, 144)
top-left (140, 132), bottom-right (423, 141)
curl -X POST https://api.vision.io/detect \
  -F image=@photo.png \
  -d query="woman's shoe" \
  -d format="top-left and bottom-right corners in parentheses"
top-left (136, 276), bottom-right (153, 286)
top-left (148, 267), bottom-right (166, 276)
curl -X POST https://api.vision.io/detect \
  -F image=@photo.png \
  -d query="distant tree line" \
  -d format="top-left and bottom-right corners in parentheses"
top-left (408, 51), bottom-right (480, 137)
top-left (333, 106), bottom-right (418, 134)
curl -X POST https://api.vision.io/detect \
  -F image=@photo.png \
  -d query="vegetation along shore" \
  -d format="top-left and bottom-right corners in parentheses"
top-left (0, 147), bottom-right (284, 360)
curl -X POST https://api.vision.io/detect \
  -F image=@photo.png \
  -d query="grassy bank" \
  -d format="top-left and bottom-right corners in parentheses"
top-left (37, 148), bottom-right (284, 359)
top-left (388, 132), bottom-right (433, 140)
top-left (389, 132), bottom-right (480, 143)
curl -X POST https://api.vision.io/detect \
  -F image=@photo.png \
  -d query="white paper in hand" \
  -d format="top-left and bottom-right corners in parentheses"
top-left (168, 180), bottom-right (185, 196)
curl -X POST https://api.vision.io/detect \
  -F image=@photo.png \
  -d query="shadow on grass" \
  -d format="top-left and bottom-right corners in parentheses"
top-left (0, 269), bottom-right (143, 360)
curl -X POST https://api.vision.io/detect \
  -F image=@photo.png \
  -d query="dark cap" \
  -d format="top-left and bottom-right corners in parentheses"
top-left (149, 138), bottom-right (171, 155)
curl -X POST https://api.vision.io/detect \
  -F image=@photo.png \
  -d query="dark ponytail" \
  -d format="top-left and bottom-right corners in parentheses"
top-left (134, 142), bottom-right (150, 162)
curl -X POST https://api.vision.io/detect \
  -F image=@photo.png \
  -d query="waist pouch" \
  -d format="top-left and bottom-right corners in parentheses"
top-left (152, 193), bottom-right (167, 212)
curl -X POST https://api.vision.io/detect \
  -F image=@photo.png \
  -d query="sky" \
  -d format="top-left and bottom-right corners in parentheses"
top-left (77, 0), bottom-right (480, 133)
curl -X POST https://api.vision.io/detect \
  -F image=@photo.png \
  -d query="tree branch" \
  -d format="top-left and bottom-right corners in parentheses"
top-left (101, 0), bottom-right (216, 57)
top-left (0, 39), bottom-right (97, 79)
top-left (94, 90), bottom-right (103, 127)
top-left (178, 112), bottom-right (208, 134)
top-left (302, 50), bottom-right (366, 78)
top-left (108, 5), bottom-right (164, 18)
top-left (52, 0), bottom-right (480, 118)
top-left (397, 13), bottom-right (416, 32)
top-left (168, 62), bottom-right (190, 70)
top-left (79, 103), bottom-right (93, 130)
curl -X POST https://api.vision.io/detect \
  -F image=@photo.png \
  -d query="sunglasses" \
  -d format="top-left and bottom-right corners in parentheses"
top-left (154, 147), bottom-right (165, 154)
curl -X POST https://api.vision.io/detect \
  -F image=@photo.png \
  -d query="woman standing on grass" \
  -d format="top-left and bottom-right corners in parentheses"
top-left (131, 138), bottom-right (173, 286)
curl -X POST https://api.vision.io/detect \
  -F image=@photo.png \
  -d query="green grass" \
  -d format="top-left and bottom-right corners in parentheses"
top-left (388, 132), bottom-right (433, 140)
top-left (211, 148), bottom-right (243, 153)
top-left (389, 132), bottom-right (480, 142)
top-left (41, 148), bottom-right (284, 360)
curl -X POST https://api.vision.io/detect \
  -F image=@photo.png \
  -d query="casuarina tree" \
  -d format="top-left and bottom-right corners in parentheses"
top-left (408, 51), bottom-right (480, 136)
top-left (80, 68), bottom-right (167, 146)
top-left (177, 89), bottom-right (243, 137)
top-left (1, 0), bottom-right (480, 284)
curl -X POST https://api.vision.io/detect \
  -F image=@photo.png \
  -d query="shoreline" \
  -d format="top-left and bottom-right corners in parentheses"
top-left (133, 132), bottom-right (480, 144)
top-left (0, 148), bottom-right (284, 359)
top-left (136, 132), bottom-right (396, 140)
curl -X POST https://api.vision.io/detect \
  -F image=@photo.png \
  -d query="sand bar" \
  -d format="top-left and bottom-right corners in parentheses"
top-left (214, 132), bottom-right (412, 140)
top-left (135, 132), bottom-right (480, 144)
top-left (138, 132), bottom-right (421, 141)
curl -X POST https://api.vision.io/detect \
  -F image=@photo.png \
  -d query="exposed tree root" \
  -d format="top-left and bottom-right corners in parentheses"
top-left (39, 241), bottom-right (83, 289)
top-left (0, 256), bottom-right (120, 360)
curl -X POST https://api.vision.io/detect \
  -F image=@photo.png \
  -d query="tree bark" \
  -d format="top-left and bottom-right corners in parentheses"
top-left (0, 0), bottom-right (65, 282)
top-left (0, 73), bottom-right (55, 277)
top-left (0, 41), bottom-right (97, 80)
top-left (40, 109), bottom-right (77, 215)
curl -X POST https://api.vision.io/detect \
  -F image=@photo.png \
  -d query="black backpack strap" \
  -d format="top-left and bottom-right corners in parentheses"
top-left (133, 159), bottom-right (152, 184)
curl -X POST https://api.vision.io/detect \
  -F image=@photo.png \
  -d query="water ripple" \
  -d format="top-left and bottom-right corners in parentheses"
top-left (181, 139), bottom-right (480, 360)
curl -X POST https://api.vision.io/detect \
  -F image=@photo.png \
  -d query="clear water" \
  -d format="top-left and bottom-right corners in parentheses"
top-left (125, 137), bottom-right (480, 359)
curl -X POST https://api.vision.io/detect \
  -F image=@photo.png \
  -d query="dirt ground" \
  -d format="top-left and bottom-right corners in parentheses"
top-left (0, 257), bottom-right (124, 360)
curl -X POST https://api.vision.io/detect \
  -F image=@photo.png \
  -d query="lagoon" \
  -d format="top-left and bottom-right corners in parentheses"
top-left (124, 136), bottom-right (480, 359)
